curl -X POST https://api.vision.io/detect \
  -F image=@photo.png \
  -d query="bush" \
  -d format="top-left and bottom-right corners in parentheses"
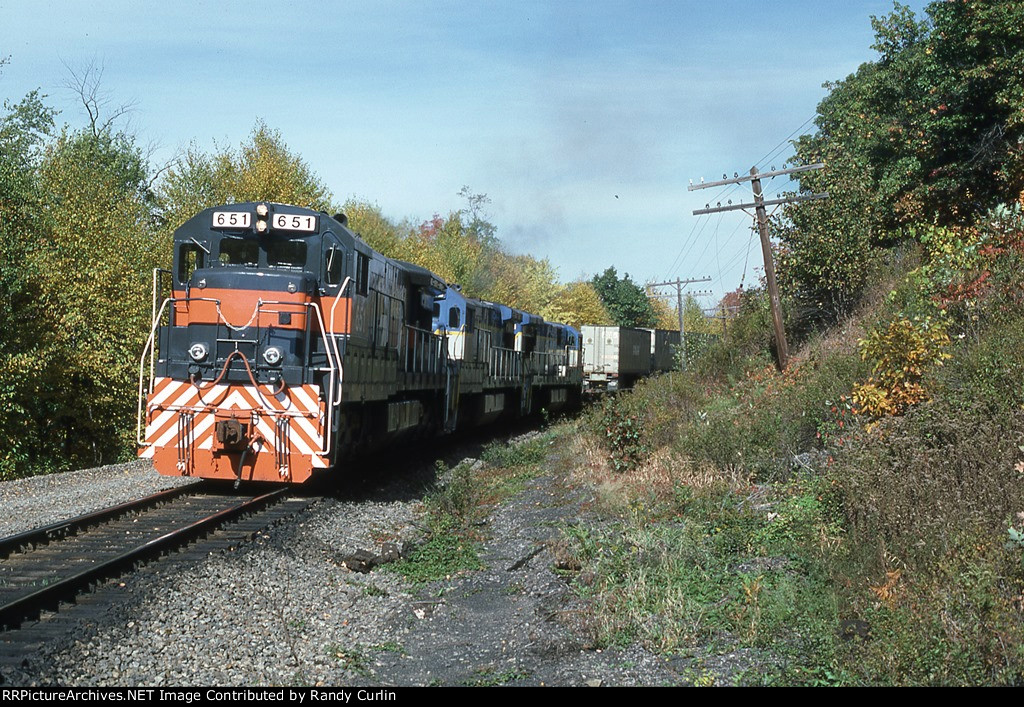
top-left (594, 395), bottom-right (648, 473)
top-left (852, 316), bottom-right (951, 418)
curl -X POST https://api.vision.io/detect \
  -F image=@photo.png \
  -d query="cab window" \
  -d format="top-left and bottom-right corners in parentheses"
top-left (356, 252), bottom-right (369, 296)
top-left (324, 246), bottom-right (345, 285)
top-left (178, 243), bottom-right (205, 283)
top-left (219, 238), bottom-right (259, 267)
top-left (268, 239), bottom-right (306, 268)
top-left (448, 307), bottom-right (461, 328)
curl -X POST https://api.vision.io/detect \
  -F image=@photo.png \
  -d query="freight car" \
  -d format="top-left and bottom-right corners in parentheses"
top-left (580, 325), bottom-right (651, 392)
top-left (137, 203), bottom-right (582, 484)
top-left (581, 325), bottom-right (681, 392)
top-left (642, 327), bottom-right (682, 373)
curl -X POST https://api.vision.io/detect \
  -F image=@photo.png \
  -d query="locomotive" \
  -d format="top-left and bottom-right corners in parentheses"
top-left (137, 202), bottom-right (582, 483)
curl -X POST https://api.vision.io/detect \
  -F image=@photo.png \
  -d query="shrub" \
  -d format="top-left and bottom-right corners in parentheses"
top-left (852, 316), bottom-right (951, 418)
top-left (596, 395), bottom-right (648, 473)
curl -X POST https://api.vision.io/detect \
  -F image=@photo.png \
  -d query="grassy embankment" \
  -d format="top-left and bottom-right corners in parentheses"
top-left (395, 216), bottom-right (1024, 686)
top-left (559, 220), bottom-right (1024, 685)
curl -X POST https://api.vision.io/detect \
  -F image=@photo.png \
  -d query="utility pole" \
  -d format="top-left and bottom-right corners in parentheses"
top-left (689, 163), bottom-right (827, 370)
top-left (648, 277), bottom-right (712, 371)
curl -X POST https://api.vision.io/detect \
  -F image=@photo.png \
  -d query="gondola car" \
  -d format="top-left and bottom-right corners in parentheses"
top-left (137, 202), bottom-right (581, 483)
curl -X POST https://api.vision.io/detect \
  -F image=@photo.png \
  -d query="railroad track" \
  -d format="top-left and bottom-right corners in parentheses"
top-left (0, 482), bottom-right (312, 633)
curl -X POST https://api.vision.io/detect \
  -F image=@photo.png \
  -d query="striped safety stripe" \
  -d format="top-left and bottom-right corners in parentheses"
top-left (141, 378), bottom-right (328, 477)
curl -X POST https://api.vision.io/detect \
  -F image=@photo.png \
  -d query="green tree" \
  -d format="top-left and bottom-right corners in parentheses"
top-left (682, 294), bottom-right (719, 335)
top-left (0, 100), bottom-right (160, 476)
top-left (591, 267), bottom-right (657, 327)
top-left (781, 1), bottom-right (1024, 327)
top-left (32, 127), bottom-right (160, 467)
top-left (0, 87), bottom-right (57, 476)
top-left (341, 198), bottom-right (403, 256)
top-left (159, 122), bottom-right (333, 233)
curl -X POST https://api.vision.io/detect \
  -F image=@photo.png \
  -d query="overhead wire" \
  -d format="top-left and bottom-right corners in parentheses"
top-left (670, 113), bottom-right (819, 295)
top-left (662, 212), bottom-right (709, 281)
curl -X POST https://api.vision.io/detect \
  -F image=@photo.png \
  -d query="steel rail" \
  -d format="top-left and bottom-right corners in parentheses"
top-left (0, 486), bottom-right (288, 631)
top-left (0, 484), bottom-right (202, 560)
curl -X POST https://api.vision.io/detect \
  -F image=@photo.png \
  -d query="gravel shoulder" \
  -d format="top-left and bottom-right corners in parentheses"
top-left (0, 460), bottom-right (197, 537)
top-left (0, 431), bottom-right (686, 687)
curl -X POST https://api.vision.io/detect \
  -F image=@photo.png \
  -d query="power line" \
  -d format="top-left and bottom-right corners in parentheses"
top-left (647, 276), bottom-right (713, 371)
top-left (688, 163), bottom-right (828, 370)
top-left (663, 213), bottom-right (709, 281)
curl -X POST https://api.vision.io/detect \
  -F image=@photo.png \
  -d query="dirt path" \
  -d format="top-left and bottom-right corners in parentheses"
top-left (370, 467), bottom-right (685, 686)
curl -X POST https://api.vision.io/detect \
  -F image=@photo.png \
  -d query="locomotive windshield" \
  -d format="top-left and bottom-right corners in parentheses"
top-left (219, 238), bottom-right (259, 267)
top-left (267, 239), bottom-right (306, 268)
top-left (213, 236), bottom-right (308, 269)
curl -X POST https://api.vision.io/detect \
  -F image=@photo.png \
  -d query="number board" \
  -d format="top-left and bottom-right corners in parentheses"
top-left (273, 214), bottom-right (319, 232)
top-left (212, 211), bottom-right (252, 229)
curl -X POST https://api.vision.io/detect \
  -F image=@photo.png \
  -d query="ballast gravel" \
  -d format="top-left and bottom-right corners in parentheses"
top-left (0, 460), bottom-right (196, 537)
top-left (0, 436), bottom-right (712, 687)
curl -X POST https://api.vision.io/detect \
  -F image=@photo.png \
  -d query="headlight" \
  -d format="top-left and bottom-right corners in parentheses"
top-left (188, 343), bottom-right (208, 362)
top-left (263, 346), bottom-right (284, 366)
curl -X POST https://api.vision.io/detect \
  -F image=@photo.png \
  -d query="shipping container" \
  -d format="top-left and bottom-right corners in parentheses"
top-left (641, 328), bottom-right (681, 372)
top-left (581, 326), bottom-right (652, 391)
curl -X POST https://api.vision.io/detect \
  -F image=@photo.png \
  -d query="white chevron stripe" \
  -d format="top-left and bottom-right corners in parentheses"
top-left (291, 416), bottom-right (324, 449)
top-left (146, 385), bottom-right (204, 438)
top-left (146, 381), bottom-right (330, 465)
top-left (290, 386), bottom-right (320, 414)
top-left (150, 379), bottom-right (185, 407)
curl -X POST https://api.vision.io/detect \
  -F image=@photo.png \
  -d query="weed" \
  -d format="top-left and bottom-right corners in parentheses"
top-left (460, 665), bottom-right (530, 686)
top-left (480, 431), bottom-right (551, 469)
top-left (388, 515), bottom-right (484, 586)
top-left (595, 395), bottom-right (648, 473)
top-left (327, 645), bottom-right (371, 676)
top-left (684, 667), bottom-right (716, 687)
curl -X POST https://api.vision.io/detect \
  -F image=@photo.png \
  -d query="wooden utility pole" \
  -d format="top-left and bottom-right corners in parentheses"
top-left (648, 277), bottom-right (712, 371)
top-left (689, 163), bottom-right (827, 370)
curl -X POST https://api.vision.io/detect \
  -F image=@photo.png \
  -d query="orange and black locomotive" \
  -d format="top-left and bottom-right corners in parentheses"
top-left (138, 202), bottom-right (581, 483)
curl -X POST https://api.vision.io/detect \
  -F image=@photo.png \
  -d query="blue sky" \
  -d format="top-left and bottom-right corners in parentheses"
top-left (1, 0), bottom-right (930, 302)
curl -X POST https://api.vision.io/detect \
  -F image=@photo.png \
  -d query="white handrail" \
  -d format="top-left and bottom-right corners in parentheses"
top-left (137, 295), bottom-right (174, 446)
top-left (329, 277), bottom-right (352, 408)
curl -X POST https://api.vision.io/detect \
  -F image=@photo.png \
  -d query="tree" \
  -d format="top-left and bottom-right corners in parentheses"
top-left (0, 106), bottom-right (160, 476)
top-left (682, 294), bottom-right (718, 335)
top-left (31, 127), bottom-right (160, 466)
top-left (546, 281), bottom-right (613, 330)
top-left (0, 87), bottom-right (57, 476)
top-left (159, 122), bottom-right (333, 233)
top-left (591, 266), bottom-right (657, 327)
top-left (650, 297), bottom-right (678, 331)
top-left (342, 198), bottom-right (403, 256)
top-left (780, 0), bottom-right (1024, 327)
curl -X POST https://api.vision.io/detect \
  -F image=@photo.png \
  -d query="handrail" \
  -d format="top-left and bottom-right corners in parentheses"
top-left (329, 277), bottom-right (352, 409)
top-left (137, 292), bottom-right (341, 459)
top-left (137, 293), bottom-right (175, 447)
top-left (403, 324), bottom-right (447, 375)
